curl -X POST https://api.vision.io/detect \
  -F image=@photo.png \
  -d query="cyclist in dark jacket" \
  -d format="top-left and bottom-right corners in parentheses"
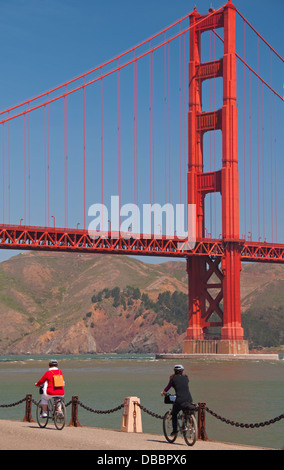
top-left (161, 364), bottom-right (193, 436)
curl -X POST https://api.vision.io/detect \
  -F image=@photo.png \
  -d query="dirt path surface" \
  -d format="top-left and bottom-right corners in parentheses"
top-left (0, 419), bottom-right (273, 450)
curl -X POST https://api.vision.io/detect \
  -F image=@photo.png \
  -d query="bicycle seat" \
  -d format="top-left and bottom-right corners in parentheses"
top-left (180, 402), bottom-right (197, 414)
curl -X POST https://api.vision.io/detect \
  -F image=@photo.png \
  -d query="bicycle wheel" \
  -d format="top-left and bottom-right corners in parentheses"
top-left (36, 401), bottom-right (49, 428)
top-left (54, 400), bottom-right (66, 430)
top-left (163, 411), bottom-right (178, 443)
top-left (182, 413), bottom-right (197, 446)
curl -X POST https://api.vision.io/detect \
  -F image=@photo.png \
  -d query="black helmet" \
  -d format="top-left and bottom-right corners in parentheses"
top-left (49, 359), bottom-right (58, 368)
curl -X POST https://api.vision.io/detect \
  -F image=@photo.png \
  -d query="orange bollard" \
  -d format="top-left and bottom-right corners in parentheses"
top-left (120, 397), bottom-right (142, 433)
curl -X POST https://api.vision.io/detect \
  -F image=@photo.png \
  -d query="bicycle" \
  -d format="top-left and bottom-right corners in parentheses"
top-left (36, 394), bottom-right (66, 431)
top-left (162, 394), bottom-right (197, 446)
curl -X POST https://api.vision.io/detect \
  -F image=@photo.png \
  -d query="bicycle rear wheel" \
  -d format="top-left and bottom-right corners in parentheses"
top-left (54, 400), bottom-right (66, 430)
top-left (182, 413), bottom-right (197, 446)
top-left (163, 411), bottom-right (178, 443)
top-left (36, 401), bottom-right (49, 428)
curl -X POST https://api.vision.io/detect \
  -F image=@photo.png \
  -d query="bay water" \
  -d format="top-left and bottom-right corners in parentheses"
top-left (0, 354), bottom-right (283, 449)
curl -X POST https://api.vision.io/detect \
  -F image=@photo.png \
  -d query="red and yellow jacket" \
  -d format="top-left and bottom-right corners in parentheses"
top-left (35, 368), bottom-right (65, 396)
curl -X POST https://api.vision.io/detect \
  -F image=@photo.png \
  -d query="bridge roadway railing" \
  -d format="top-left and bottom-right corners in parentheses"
top-left (0, 394), bottom-right (283, 443)
top-left (2, 223), bottom-right (284, 262)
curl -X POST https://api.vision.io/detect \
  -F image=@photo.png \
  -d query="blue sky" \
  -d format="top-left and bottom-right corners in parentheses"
top-left (0, 0), bottom-right (283, 263)
top-left (0, 0), bottom-right (282, 107)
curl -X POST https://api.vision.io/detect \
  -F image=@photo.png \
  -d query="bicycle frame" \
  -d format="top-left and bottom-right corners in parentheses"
top-left (163, 408), bottom-right (197, 446)
top-left (36, 397), bottom-right (66, 430)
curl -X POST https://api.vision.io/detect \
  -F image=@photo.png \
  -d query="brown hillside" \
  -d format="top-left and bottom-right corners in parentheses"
top-left (0, 251), bottom-right (283, 354)
top-left (0, 252), bottom-right (186, 354)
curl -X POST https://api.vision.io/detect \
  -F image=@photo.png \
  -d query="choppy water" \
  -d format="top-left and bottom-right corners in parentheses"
top-left (0, 354), bottom-right (283, 449)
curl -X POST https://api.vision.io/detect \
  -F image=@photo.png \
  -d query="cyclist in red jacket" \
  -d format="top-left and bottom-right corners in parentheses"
top-left (35, 359), bottom-right (65, 418)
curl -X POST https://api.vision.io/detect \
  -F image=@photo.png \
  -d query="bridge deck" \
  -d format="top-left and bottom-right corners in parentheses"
top-left (1, 224), bottom-right (284, 263)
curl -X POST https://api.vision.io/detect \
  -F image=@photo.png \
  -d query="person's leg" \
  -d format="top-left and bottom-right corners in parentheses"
top-left (55, 397), bottom-right (64, 413)
top-left (40, 396), bottom-right (49, 416)
top-left (40, 381), bottom-right (49, 413)
top-left (171, 403), bottom-right (180, 434)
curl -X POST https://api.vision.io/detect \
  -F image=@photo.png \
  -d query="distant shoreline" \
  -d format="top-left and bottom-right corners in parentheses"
top-left (156, 353), bottom-right (283, 361)
top-left (0, 352), bottom-right (283, 363)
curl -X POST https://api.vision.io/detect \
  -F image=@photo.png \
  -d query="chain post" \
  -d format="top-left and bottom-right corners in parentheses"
top-left (197, 402), bottom-right (208, 441)
top-left (22, 394), bottom-right (35, 423)
top-left (68, 395), bottom-right (82, 427)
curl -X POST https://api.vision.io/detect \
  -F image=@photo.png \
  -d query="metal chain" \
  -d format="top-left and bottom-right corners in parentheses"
top-left (0, 397), bottom-right (26, 408)
top-left (205, 406), bottom-right (284, 428)
top-left (1, 396), bottom-right (283, 430)
top-left (31, 398), bottom-right (72, 407)
top-left (136, 402), bottom-right (164, 420)
top-left (77, 400), bottom-right (124, 414)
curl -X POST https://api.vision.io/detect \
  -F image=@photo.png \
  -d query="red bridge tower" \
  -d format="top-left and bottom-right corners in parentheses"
top-left (184, 1), bottom-right (249, 354)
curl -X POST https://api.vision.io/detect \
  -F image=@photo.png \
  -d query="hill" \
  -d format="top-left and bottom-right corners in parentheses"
top-left (0, 251), bottom-right (283, 354)
top-left (240, 264), bottom-right (284, 348)
top-left (0, 252), bottom-right (188, 354)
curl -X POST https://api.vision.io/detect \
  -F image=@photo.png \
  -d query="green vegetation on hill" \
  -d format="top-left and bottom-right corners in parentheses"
top-left (243, 306), bottom-right (284, 348)
top-left (91, 283), bottom-right (284, 347)
top-left (92, 286), bottom-right (189, 334)
top-left (241, 277), bottom-right (284, 348)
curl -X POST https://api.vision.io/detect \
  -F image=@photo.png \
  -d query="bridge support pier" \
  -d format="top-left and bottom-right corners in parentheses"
top-left (184, 339), bottom-right (248, 355)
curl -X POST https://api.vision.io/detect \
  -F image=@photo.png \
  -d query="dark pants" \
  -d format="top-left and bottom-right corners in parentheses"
top-left (172, 401), bottom-right (194, 432)
top-left (171, 402), bottom-right (182, 433)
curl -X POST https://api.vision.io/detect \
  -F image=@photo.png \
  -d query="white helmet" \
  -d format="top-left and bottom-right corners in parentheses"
top-left (174, 364), bottom-right (184, 372)
top-left (49, 359), bottom-right (58, 368)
